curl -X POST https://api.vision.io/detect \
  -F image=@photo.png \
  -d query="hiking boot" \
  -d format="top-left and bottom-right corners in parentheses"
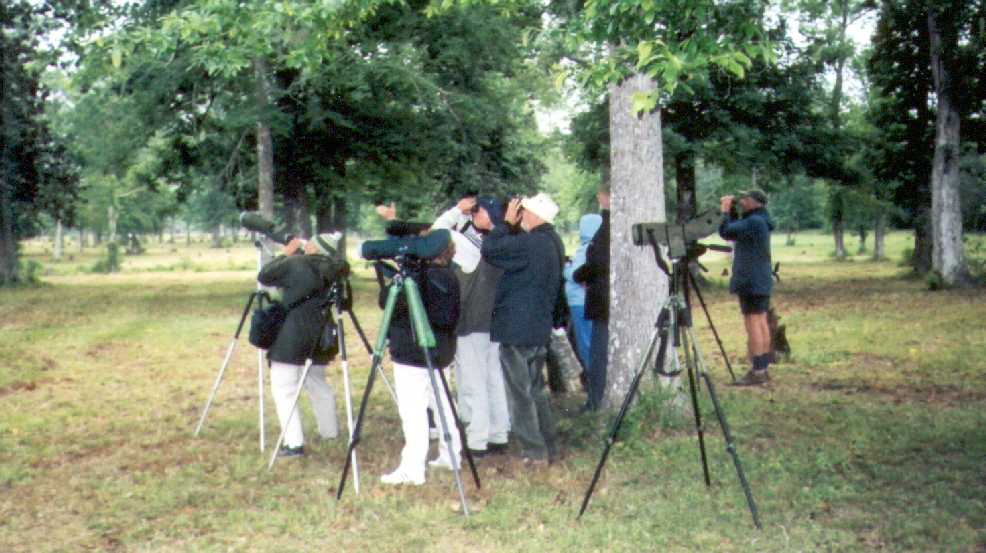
top-left (733, 369), bottom-right (769, 386)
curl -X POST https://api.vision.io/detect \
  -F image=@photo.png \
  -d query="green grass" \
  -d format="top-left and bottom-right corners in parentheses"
top-left (1, 231), bottom-right (984, 552)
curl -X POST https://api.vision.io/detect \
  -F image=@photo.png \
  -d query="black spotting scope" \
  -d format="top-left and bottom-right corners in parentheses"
top-left (361, 229), bottom-right (451, 261)
top-left (239, 212), bottom-right (297, 244)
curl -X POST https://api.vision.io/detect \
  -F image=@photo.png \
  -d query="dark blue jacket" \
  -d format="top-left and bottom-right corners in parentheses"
top-left (481, 223), bottom-right (563, 347)
top-left (718, 208), bottom-right (774, 296)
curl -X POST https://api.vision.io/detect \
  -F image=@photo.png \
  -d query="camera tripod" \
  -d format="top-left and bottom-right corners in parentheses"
top-left (194, 241), bottom-right (399, 474)
top-left (577, 242), bottom-right (762, 529)
top-left (335, 259), bottom-right (481, 517)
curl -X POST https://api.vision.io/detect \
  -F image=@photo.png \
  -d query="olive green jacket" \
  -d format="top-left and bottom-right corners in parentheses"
top-left (257, 253), bottom-right (346, 365)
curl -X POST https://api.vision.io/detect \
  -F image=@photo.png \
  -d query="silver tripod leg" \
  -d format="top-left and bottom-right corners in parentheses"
top-left (335, 309), bottom-right (360, 494)
top-left (259, 350), bottom-right (266, 453)
top-left (267, 360), bottom-right (314, 470)
top-left (425, 366), bottom-right (469, 517)
top-left (194, 338), bottom-right (238, 436)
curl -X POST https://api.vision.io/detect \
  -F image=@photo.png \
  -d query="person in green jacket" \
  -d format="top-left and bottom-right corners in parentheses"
top-left (257, 233), bottom-right (348, 457)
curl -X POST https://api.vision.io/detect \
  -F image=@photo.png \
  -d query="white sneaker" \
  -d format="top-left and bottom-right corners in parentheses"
top-left (380, 469), bottom-right (424, 486)
top-left (427, 457), bottom-right (456, 471)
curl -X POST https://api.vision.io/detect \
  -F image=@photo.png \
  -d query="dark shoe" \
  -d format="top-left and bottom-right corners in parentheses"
top-left (487, 442), bottom-right (509, 455)
top-left (277, 445), bottom-right (305, 458)
top-left (466, 447), bottom-right (489, 459)
top-left (733, 369), bottom-right (769, 386)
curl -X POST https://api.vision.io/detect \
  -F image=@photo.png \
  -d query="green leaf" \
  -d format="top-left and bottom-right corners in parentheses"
top-left (631, 90), bottom-right (658, 115)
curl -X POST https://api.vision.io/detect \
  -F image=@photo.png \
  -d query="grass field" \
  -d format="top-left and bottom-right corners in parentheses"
top-left (1, 230), bottom-right (984, 552)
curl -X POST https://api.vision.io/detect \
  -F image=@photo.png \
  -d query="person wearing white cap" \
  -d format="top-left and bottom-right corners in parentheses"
top-left (481, 192), bottom-right (564, 465)
top-left (257, 234), bottom-right (347, 458)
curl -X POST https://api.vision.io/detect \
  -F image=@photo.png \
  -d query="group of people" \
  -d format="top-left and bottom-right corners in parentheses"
top-left (255, 184), bottom-right (776, 487)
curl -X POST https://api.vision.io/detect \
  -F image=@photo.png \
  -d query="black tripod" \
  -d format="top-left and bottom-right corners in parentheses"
top-left (335, 259), bottom-right (481, 517)
top-left (577, 244), bottom-right (762, 529)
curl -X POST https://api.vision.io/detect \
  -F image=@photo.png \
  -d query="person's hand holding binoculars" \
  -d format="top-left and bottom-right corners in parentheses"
top-left (720, 195), bottom-right (735, 215)
top-left (504, 198), bottom-right (523, 225)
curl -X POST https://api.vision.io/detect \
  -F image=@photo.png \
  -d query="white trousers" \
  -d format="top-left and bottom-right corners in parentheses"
top-left (393, 362), bottom-right (461, 480)
top-left (454, 333), bottom-right (510, 450)
top-left (269, 361), bottom-right (339, 449)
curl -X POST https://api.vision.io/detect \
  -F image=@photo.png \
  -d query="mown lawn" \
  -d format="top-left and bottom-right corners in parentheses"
top-left (1, 231), bottom-right (984, 552)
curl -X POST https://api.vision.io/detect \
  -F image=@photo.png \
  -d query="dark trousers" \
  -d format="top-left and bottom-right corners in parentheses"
top-left (586, 319), bottom-right (609, 409)
top-left (499, 344), bottom-right (557, 460)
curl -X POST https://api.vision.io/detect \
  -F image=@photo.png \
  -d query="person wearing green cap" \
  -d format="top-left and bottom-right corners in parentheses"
top-left (719, 190), bottom-right (775, 385)
top-left (257, 234), bottom-right (347, 457)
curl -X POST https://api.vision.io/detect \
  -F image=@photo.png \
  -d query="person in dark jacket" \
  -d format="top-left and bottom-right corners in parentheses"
top-left (573, 183), bottom-right (610, 411)
top-left (379, 238), bottom-right (462, 486)
top-left (432, 196), bottom-right (510, 458)
top-left (718, 189), bottom-right (775, 385)
top-left (481, 193), bottom-right (562, 464)
top-left (257, 234), bottom-right (348, 457)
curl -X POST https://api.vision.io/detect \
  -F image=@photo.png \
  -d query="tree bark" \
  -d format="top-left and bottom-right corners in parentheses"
top-left (0, 179), bottom-right (17, 284)
top-left (53, 219), bottom-right (64, 261)
top-left (913, 209), bottom-right (933, 273)
top-left (927, 9), bottom-right (972, 287)
top-left (605, 74), bottom-right (669, 408)
top-left (254, 58), bottom-right (276, 263)
top-left (873, 211), bottom-right (886, 261)
top-left (833, 218), bottom-right (847, 259)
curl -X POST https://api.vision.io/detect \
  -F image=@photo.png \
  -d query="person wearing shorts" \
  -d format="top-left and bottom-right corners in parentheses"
top-left (719, 190), bottom-right (775, 385)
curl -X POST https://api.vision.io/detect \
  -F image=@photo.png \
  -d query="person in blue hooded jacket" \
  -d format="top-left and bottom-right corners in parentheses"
top-left (718, 189), bottom-right (775, 385)
top-left (563, 213), bottom-right (603, 370)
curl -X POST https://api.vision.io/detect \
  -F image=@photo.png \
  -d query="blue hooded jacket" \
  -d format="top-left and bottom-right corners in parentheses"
top-left (563, 214), bottom-right (602, 307)
top-left (718, 208), bottom-right (775, 296)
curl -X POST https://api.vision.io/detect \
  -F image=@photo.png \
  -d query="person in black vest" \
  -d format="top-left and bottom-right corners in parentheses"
top-left (379, 238), bottom-right (462, 486)
top-left (481, 193), bottom-right (562, 465)
top-left (719, 189), bottom-right (775, 385)
top-left (257, 234), bottom-right (347, 458)
top-left (573, 183), bottom-right (610, 412)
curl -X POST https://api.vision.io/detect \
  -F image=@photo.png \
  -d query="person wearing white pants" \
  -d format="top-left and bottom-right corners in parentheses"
top-left (386, 361), bottom-right (462, 485)
top-left (377, 237), bottom-right (462, 486)
top-left (432, 197), bottom-right (510, 457)
top-left (454, 333), bottom-right (509, 453)
top-left (257, 234), bottom-right (347, 457)
top-left (269, 361), bottom-right (339, 450)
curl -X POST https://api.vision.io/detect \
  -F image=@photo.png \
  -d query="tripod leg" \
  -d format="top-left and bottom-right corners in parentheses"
top-left (435, 367), bottom-right (481, 490)
top-left (337, 282), bottom-right (401, 500)
top-left (346, 307), bottom-right (399, 408)
top-left (401, 277), bottom-right (470, 517)
top-left (195, 291), bottom-right (258, 436)
top-left (195, 338), bottom-right (236, 437)
top-left (424, 360), bottom-right (470, 517)
top-left (267, 361), bottom-right (314, 470)
top-left (259, 351), bottom-right (266, 453)
top-left (335, 311), bottom-right (360, 494)
top-left (691, 340), bottom-right (763, 529)
top-left (578, 323), bottom-right (666, 519)
top-left (688, 271), bottom-right (737, 383)
top-left (681, 327), bottom-right (712, 487)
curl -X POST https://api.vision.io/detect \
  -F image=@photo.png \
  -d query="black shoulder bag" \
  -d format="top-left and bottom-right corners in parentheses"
top-left (249, 286), bottom-right (322, 351)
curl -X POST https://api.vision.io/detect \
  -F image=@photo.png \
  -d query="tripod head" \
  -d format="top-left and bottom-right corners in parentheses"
top-left (631, 209), bottom-right (731, 278)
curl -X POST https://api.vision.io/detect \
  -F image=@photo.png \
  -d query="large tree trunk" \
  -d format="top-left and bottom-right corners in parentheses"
top-left (674, 150), bottom-right (696, 222)
top-left (0, 180), bottom-right (17, 285)
top-left (107, 205), bottom-right (118, 244)
top-left (606, 74), bottom-right (669, 408)
top-left (833, 218), bottom-right (847, 259)
top-left (53, 219), bottom-right (64, 261)
top-left (254, 58), bottom-right (276, 262)
top-left (927, 9), bottom-right (972, 287)
top-left (873, 211), bottom-right (886, 261)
